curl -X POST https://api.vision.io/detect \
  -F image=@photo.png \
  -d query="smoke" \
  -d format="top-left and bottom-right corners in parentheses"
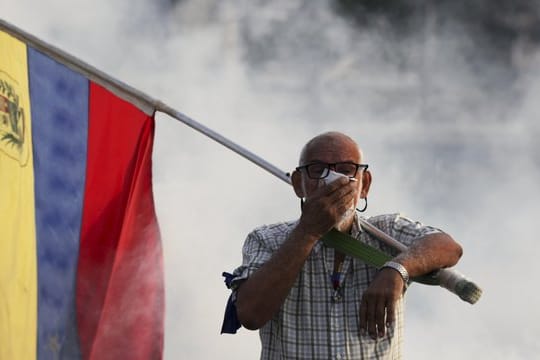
top-left (3, 0), bottom-right (540, 358)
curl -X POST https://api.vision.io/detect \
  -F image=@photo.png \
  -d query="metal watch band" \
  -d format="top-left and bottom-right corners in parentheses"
top-left (382, 261), bottom-right (410, 284)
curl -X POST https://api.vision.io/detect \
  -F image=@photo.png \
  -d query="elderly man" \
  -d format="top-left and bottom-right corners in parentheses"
top-left (223, 131), bottom-right (463, 359)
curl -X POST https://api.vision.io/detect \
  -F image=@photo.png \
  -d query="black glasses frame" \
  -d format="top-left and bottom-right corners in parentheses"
top-left (295, 162), bottom-right (369, 179)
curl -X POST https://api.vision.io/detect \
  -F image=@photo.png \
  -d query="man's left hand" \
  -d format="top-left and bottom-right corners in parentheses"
top-left (359, 268), bottom-right (405, 339)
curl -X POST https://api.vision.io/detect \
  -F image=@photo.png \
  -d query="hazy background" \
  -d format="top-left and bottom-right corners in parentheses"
top-left (3, 0), bottom-right (540, 358)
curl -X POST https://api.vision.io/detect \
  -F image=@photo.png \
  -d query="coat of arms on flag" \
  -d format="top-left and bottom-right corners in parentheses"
top-left (0, 70), bottom-right (28, 165)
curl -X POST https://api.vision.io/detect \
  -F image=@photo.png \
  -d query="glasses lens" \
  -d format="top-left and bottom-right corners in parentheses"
top-left (306, 163), bottom-right (329, 179)
top-left (335, 163), bottom-right (358, 177)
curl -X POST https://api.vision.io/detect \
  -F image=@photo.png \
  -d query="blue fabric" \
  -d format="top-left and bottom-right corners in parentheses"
top-left (220, 272), bottom-right (241, 334)
top-left (28, 46), bottom-right (88, 360)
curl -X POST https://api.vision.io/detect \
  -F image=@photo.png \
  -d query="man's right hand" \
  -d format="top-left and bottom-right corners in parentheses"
top-left (298, 176), bottom-right (358, 238)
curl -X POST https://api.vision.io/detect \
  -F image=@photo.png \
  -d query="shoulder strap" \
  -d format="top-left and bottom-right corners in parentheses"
top-left (321, 228), bottom-right (390, 268)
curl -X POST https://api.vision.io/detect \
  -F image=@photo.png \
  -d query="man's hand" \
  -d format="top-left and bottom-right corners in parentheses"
top-left (359, 268), bottom-right (406, 339)
top-left (298, 177), bottom-right (358, 237)
top-left (358, 232), bottom-right (462, 339)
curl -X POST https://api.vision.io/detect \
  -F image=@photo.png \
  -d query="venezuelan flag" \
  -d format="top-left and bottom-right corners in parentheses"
top-left (0, 27), bottom-right (164, 359)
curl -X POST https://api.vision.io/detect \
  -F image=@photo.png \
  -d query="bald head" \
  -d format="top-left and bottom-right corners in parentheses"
top-left (299, 131), bottom-right (363, 165)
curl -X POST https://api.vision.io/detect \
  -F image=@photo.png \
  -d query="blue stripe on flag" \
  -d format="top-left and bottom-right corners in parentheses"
top-left (28, 47), bottom-right (88, 360)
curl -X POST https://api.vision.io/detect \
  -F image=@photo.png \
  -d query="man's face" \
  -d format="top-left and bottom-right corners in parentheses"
top-left (296, 137), bottom-right (369, 206)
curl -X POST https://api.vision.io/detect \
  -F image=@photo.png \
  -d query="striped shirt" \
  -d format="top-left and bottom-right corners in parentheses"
top-left (229, 213), bottom-right (441, 360)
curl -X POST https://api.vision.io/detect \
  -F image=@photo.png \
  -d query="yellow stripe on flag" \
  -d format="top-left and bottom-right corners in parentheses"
top-left (0, 30), bottom-right (37, 360)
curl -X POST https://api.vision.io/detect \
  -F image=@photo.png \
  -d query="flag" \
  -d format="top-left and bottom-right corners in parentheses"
top-left (0, 26), bottom-right (164, 359)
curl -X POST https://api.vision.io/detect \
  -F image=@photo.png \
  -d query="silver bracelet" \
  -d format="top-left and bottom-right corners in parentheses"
top-left (381, 261), bottom-right (410, 284)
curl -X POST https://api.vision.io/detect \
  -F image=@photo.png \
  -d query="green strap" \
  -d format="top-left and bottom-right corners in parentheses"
top-left (321, 229), bottom-right (390, 268)
top-left (321, 228), bottom-right (439, 285)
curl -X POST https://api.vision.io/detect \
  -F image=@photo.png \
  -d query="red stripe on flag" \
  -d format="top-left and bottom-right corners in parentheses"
top-left (76, 83), bottom-right (164, 360)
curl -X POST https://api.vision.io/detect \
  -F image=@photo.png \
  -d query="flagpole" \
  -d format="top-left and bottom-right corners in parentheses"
top-left (1, 18), bottom-right (291, 183)
top-left (1, 18), bottom-right (480, 303)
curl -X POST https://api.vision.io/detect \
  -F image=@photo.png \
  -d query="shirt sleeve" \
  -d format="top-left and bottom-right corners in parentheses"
top-left (229, 227), bottom-right (275, 290)
top-left (221, 228), bottom-right (276, 334)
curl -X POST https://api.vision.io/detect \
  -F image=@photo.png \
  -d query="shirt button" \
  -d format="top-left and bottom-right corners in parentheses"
top-left (336, 353), bottom-right (344, 359)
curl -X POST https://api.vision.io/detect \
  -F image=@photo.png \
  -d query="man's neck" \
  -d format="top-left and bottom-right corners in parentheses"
top-left (335, 215), bottom-right (355, 234)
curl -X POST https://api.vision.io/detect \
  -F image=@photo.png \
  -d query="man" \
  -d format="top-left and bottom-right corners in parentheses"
top-left (223, 131), bottom-right (463, 359)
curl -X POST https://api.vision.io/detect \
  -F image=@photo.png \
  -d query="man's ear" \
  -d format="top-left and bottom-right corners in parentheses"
top-left (291, 170), bottom-right (305, 198)
top-left (360, 170), bottom-right (372, 199)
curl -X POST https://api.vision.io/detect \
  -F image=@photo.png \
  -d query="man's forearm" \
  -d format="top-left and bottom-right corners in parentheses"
top-left (394, 232), bottom-right (463, 278)
top-left (235, 223), bottom-right (320, 330)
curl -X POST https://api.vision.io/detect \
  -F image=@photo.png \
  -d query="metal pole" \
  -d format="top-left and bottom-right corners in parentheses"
top-left (1, 18), bottom-right (481, 304)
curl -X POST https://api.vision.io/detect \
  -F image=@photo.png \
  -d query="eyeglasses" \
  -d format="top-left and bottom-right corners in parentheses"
top-left (295, 162), bottom-right (369, 179)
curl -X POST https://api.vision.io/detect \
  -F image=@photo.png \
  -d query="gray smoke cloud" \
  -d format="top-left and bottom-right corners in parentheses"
top-left (3, 0), bottom-right (540, 358)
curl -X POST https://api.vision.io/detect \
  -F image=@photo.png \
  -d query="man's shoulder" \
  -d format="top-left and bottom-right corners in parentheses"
top-left (250, 220), bottom-right (298, 238)
top-left (244, 220), bottom-right (297, 249)
top-left (363, 212), bottom-right (442, 241)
